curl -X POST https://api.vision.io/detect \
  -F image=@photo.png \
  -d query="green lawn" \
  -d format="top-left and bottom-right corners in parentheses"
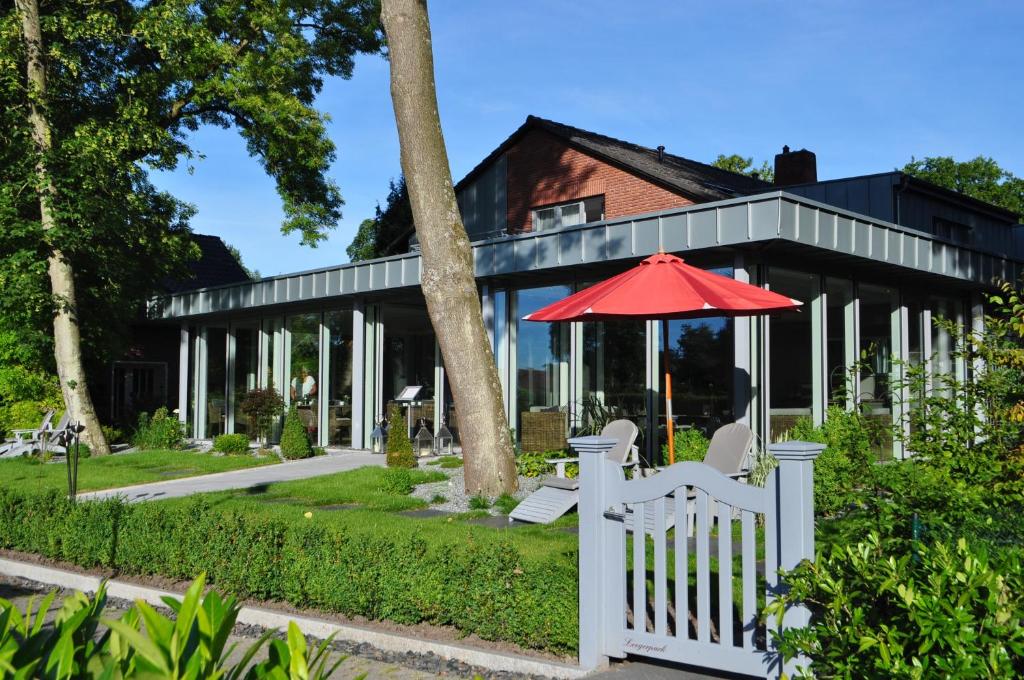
top-left (0, 449), bottom-right (279, 493)
top-left (156, 466), bottom-right (580, 559)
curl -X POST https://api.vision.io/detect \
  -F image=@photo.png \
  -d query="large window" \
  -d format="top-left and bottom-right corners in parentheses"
top-left (659, 315), bottom-right (734, 451)
top-left (581, 320), bottom-right (646, 436)
top-left (532, 196), bottom-right (604, 232)
top-left (205, 327), bottom-right (227, 438)
top-left (826, 279), bottom-right (854, 407)
top-left (232, 324), bottom-right (258, 435)
top-left (288, 313), bottom-right (321, 443)
top-left (381, 305), bottom-right (435, 439)
top-left (325, 310), bottom-right (353, 447)
top-left (768, 270), bottom-right (817, 441)
top-left (858, 284), bottom-right (897, 458)
top-left (516, 286), bottom-right (570, 448)
top-left (930, 297), bottom-right (963, 397)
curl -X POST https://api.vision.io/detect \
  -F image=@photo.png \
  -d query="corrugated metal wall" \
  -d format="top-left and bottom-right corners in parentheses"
top-left (457, 154), bottom-right (507, 239)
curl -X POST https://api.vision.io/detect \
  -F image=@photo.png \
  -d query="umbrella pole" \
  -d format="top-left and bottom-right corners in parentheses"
top-left (663, 319), bottom-right (674, 465)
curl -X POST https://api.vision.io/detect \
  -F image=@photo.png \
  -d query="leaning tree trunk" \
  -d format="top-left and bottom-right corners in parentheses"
top-left (380, 0), bottom-right (517, 495)
top-left (16, 0), bottom-right (110, 455)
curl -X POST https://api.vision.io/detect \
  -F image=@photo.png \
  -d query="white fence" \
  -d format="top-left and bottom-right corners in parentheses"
top-left (578, 440), bottom-right (823, 678)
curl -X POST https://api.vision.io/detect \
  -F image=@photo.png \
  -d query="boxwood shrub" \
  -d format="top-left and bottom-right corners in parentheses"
top-left (213, 433), bottom-right (250, 454)
top-left (0, 488), bottom-right (578, 654)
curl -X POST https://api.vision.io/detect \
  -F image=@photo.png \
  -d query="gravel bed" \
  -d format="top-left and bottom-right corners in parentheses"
top-left (410, 461), bottom-right (545, 514)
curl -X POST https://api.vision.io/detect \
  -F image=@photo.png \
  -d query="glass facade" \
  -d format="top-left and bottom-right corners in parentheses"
top-left (767, 270), bottom-right (817, 441)
top-left (204, 327), bottom-right (227, 438)
top-left (325, 310), bottom-right (354, 446)
top-left (177, 269), bottom-right (971, 461)
top-left (581, 320), bottom-right (646, 433)
top-left (858, 284), bottom-right (897, 458)
top-left (288, 313), bottom-right (321, 443)
top-left (515, 286), bottom-right (570, 447)
top-left (232, 324), bottom-right (259, 435)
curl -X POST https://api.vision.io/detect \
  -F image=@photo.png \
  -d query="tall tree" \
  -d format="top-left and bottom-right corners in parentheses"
top-left (711, 154), bottom-right (774, 183)
top-left (903, 156), bottom-right (1024, 218)
top-left (380, 0), bottom-right (517, 495)
top-left (3, 0), bottom-right (383, 451)
top-left (346, 176), bottom-right (414, 262)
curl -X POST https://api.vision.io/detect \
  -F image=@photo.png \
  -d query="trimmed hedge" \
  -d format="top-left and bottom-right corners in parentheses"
top-left (0, 489), bottom-right (578, 653)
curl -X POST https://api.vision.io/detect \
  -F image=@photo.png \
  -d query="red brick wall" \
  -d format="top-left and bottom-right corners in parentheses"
top-left (505, 129), bottom-right (694, 233)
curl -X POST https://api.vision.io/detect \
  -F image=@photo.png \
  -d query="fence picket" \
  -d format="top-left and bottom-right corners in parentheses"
top-left (718, 501), bottom-right (734, 648)
top-left (674, 488), bottom-right (688, 640)
top-left (741, 510), bottom-right (756, 650)
top-left (695, 489), bottom-right (710, 644)
top-left (653, 497), bottom-right (668, 635)
top-left (632, 501), bottom-right (647, 633)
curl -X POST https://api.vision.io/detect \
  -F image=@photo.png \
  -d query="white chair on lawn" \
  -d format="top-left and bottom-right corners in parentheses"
top-left (624, 422), bottom-right (755, 535)
top-left (0, 410), bottom-right (55, 458)
top-left (509, 419), bottom-right (640, 525)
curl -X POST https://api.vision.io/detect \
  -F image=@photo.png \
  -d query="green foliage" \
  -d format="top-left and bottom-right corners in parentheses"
top-left (436, 455), bottom-right (463, 468)
top-left (780, 407), bottom-right (874, 517)
top-left (101, 425), bottom-right (124, 445)
top-left (0, 0), bottom-right (384, 388)
top-left (469, 495), bottom-right (491, 510)
top-left (213, 433), bottom-right (251, 455)
top-left (346, 177), bottom-right (414, 261)
top-left (494, 493), bottom-right (520, 515)
top-left (377, 468), bottom-right (415, 496)
top-left (515, 450), bottom-right (569, 478)
top-left (132, 407), bottom-right (185, 451)
top-left (0, 488), bottom-right (579, 654)
top-left (0, 576), bottom-right (341, 679)
top-left (768, 534), bottom-right (1024, 678)
top-left (903, 155), bottom-right (1023, 218)
top-left (711, 154), bottom-right (774, 183)
top-left (385, 402), bottom-right (415, 468)
top-left (661, 427), bottom-right (710, 463)
top-left (280, 406), bottom-right (313, 460)
top-left (239, 388), bottom-right (285, 445)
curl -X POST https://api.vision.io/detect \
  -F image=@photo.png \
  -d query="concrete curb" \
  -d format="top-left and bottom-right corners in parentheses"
top-left (0, 557), bottom-right (597, 679)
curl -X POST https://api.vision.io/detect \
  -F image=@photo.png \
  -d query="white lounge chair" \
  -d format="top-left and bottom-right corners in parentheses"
top-left (623, 422), bottom-right (755, 535)
top-left (0, 410), bottom-right (55, 458)
top-left (509, 419), bottom-right (640, 525)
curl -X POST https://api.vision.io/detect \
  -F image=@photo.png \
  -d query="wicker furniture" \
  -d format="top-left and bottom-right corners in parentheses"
top-left (520, 410), bottom-right (567, 453)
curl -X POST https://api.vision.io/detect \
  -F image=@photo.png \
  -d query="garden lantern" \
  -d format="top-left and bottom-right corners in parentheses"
top-left (434, 421), bottom-right (454, 456)
top-left (414, 419), bottom-right (434, 457)
top-left (370, 416), bottom-right (387, 454)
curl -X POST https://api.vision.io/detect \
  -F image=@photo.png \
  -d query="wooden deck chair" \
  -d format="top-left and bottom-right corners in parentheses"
top-left (0, 410), bottom-right (55, 458)
top-left (41, 411), bottom-right (71, 455)
top-left (509, 419), bottom-right (640, 524)
top-left (623, 422), bottom-right (755, 535)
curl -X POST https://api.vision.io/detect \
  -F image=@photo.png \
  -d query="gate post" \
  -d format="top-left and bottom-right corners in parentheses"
top-left (577, 436), bottom-right (619, 670)
top-left (768, 440), bottom-right (824, 678)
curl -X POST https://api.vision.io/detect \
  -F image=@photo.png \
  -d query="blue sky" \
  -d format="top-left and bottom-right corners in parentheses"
top-left (151, 1), bottom-right (1024, 277)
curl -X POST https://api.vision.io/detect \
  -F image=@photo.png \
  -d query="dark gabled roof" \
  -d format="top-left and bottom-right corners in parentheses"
top-left (455, 115), bottom-right (773, 202)
top-left (164, 234), bottom-right (251, 293)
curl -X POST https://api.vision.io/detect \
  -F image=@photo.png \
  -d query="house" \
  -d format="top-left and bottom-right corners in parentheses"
top-left (147, 116), bottom-right (1024, 461)
top-left (101, 234), bottom-right (251, 425)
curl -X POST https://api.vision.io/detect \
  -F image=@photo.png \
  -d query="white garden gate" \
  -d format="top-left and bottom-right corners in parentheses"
top-left (577, 439), bottom-right (823, 678)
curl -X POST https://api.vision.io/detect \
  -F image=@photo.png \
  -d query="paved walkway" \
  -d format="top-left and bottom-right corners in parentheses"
top-left (78, 450), bottom-right (384, 503)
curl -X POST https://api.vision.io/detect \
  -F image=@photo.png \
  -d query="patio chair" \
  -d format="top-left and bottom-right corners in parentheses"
top-left (509, 419), bottom-right (640, 525)
top-left (0, 410), bottom-right (55, 458)
top-left (40, 411), bottom-right (71, 455)
top-left (622, 421), bottom-right (754, 535)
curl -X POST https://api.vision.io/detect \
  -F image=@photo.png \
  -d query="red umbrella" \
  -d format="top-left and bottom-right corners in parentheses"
top-left (524, 251), bottom-right (802, 464)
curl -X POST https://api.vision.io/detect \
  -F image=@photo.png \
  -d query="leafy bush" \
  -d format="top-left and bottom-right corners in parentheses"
top-left (132, 407), bottom-right (185, 450)
top-left (0, 575), bottom-right (340, 679)
top-left (0, 488), bottom-right (578, 653)
top-left (661, 427), bottom-right (710, 463)
top-left (515, 449), bottom-right (570, 478)
top-left (378, 468), bottom-right (414, 495)
top-left (469, 494), bottom-right (491, 510)
top-left (101, 424), bottom-right (124, 444)
top-left (385, 403), bottom-right (415, 468)
top-left (494, 493), bottom-right (520, 515)
top-left (279, 405), bottom-right (312, 460)
top-left (213, 433), bottom-right (250, 454)
top-left (768, 533), bottom-right (1024, 677)
top-left (780, 407), bottom-right (874, 517)
top-left (239, 387), bottom-right (284, 445)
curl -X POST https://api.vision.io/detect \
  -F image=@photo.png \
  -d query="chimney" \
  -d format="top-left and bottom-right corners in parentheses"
top-left (774, 145), bottom-right (817, 186)
top-left (657, 145), bottom-right (665, 162)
